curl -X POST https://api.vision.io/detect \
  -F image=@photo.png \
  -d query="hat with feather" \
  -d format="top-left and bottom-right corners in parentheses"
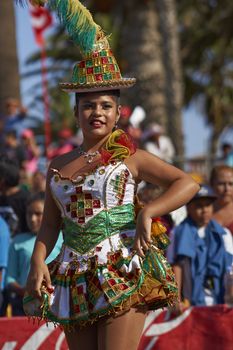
top-left (17, 0), bottom-right (136, 92)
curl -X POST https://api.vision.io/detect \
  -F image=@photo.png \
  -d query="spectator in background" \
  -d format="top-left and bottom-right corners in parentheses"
top-left (0, 98), bottom-right (27, 140)
top-left (48, 128), bottom-right (74, 159)
top-left (142, 123), bottom-right (175, 163)
top-left (0, 156), bottom-right (29, 236)
top-left (172, 184), bottom-right (233, 309)
top-left (30, 170), bottom-right (46, 194)
top-left (226, 149), bottom-right (233, 167)
top-left (214, 142), bottom-right (233, 166)
top-left (6, 192), bottom-right (63, 316)
top-left (118, 105), bottom-right (142, 146)
top-left (0, 216), bottom-right (10, 316)
top-left (117, 105), bottom-right (132, 132)
top-left (3, 130), bottom-right (26, 168)
top-left (221, 143), bottom-right (232, 162)
top-left (21, 129), bottom-right (40, 176)
top-left (210, 165), bottom-right (233, 235)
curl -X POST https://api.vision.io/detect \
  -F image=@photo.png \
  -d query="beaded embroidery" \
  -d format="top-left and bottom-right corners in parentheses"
top-left (23, 131), bottom-right (178, 330)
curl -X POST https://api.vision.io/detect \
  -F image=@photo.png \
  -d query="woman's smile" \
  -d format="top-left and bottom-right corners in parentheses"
top-left (90, 118), bottom-right (106, 128)
top-left (76, 93), bottom-right (120, 143)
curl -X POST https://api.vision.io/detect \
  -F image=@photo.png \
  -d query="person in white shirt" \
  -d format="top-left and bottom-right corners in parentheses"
top-left (142, 123), bottom-right (175, 163)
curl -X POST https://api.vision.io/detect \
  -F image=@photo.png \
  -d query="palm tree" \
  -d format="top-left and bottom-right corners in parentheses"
top-left (178, 0), bottom-right (233, 155)
top-left (0, 1), bottom-right (20, 115)
top-left (120, 0), bottom-right (167, 126)
top-left (120, 0), bottom-right (184, 157)
top-left (156, 0), bottom-right (184, 157)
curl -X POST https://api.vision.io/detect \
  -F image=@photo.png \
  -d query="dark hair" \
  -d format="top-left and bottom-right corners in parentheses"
top-left (221, 143), bottom-right (232, 149)
top-left (26, 191), bottom-right (45, 207)
top-left (75, 89), bottom-right (121, 106)
top-left (5, 130), bottom-right (17, 139)
top-left (0, 156), bottom-right (20, 187)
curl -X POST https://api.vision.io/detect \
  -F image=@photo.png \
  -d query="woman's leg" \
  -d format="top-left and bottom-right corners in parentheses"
top-left (97, 308), bottom-right (147, 350)
top-left (64, 322), bottom-right (98, 350)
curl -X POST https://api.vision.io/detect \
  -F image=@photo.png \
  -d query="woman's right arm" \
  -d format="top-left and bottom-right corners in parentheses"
top-left (26, 163), bottom-right (62, 298)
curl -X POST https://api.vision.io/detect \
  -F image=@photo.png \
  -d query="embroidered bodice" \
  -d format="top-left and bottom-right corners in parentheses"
top-left (50, 162), bottom-right (136, 254)
top-left (50, 162), bottom-right (135, 225)
top-left (23, 132), bottom-right (178, 326)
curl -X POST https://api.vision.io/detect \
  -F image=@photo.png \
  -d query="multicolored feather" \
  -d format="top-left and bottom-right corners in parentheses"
top-left (15, 0), bottom-right (104, 55)
top-left (48, 0), bottom-right (103, 55)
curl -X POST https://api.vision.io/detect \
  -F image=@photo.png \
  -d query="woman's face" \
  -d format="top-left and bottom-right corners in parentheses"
top-left (212, 170), bottom-right (233, 204)
top-left (26, 200), bottom-right (44, 235)
top-left (76, 92), bottom-right (120, 141)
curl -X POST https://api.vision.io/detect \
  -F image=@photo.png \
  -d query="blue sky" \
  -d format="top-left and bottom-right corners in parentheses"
top-left (14, 5), bottom-right (214, 158)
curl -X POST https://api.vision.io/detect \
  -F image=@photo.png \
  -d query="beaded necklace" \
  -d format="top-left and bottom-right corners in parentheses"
top-left (78, 147), bottom-right (100, 164)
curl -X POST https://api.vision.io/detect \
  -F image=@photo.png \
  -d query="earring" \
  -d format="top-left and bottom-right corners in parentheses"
top-left (112, 121), bottom-right (118, 131)
top-left (75, 117), bottom-right (79, 128)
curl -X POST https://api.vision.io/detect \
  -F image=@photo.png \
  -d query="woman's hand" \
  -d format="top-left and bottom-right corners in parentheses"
top-left (133, 209), bottom-right (152, 257)
top-left (25, 261), bottom-right (52, 300)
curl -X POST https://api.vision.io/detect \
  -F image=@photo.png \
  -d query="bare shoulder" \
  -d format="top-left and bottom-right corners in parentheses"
top-left (48, 148), bottom-right (78, 171)
top-left (46, 148), bottom-right (78, 179)
top-left (125, 148), bottom-right (192, 187)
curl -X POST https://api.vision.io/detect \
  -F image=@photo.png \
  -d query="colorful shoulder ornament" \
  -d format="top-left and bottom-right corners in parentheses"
top-left (100, 129), bottom-right (137, 165)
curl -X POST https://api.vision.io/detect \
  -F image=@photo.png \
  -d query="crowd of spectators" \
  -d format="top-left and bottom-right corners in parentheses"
top-left (0, 96), bottom-right (233, 316)
top-left (138, 165), bottom-right (233, 312)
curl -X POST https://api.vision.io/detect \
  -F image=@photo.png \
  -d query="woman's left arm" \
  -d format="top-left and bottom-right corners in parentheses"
top-left (125, 149), bottom-right (199, 256)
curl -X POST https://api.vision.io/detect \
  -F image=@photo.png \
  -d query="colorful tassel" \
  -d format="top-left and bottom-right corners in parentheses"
top-left (151, 220), bottom-right (167, 236)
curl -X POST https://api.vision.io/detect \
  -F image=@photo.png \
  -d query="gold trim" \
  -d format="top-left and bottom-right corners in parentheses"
top-left (60, 78), bottom-right (136, 92)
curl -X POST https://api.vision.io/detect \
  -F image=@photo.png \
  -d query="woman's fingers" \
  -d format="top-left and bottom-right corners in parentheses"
top-left (133, 237), bottom-right (145, 257)
top-left (44, 269), bottom-right (52, 290)
top-left (25, 265), bottom-right (51, 299)
top-left (133, 232), bottom-right (152, 257)
top-left (27, 278), bottom-right (43, 299)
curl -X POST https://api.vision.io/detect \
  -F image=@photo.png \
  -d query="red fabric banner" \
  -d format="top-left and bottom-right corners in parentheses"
top-left (0, 306), bottom-right (232, 349)
top-left (0, 317), bottom-right (68, 350)
top-left (29, 5), bottom-right (53, 153)
top-left (30, 5), bottom-right (53, 46)
top-left (139, 305), bottom-right (233, 350)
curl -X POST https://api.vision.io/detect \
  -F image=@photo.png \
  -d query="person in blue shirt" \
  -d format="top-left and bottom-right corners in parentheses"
top-left (0, 216), bottom-right (10, 315)
top-left (6, 192), bottom-right (63, 316)
top-left (173, 184), bottom-right (233, 308)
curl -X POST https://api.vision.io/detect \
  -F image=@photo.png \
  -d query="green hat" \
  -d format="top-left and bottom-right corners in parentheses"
top-left (18, 0), bottom-right (136, 92)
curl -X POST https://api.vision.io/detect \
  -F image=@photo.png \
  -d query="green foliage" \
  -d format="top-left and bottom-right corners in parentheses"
top-left (177, 0), bottom-right (233, 137)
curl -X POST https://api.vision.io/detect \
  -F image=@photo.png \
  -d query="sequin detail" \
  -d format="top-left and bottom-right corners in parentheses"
top-left (26, 162), bottom-right (179, 329)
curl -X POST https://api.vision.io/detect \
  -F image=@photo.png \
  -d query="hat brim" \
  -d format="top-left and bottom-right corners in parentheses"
top-left (190, 195), bottom-right (217, 202)
top-left (60, 78), bottom-right (136, 93)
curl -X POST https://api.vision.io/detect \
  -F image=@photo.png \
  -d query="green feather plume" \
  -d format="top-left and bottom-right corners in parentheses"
top-left (48, 0), bottom-right (103, 55)
top-left (15, 0), bottom-right (105, 55)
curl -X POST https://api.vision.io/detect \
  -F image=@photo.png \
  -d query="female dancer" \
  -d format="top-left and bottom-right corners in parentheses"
top-left (21, 1), bottom-right (199, 349)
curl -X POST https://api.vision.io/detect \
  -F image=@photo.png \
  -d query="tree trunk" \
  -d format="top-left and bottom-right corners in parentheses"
top-left (0, 1), bottom-right (20, 115)
top-left (156, 0), bottom-right (184, 158)
top-left (121, 0), bottom-right (167, 127)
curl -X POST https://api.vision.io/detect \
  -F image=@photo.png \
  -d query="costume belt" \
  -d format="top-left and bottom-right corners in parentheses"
top-left (62, 203), bottom-right (135, 254)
